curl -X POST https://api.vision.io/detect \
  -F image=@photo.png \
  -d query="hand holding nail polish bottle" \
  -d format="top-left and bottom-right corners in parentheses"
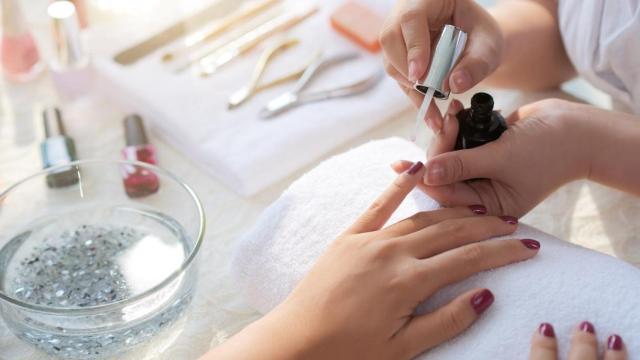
top-left (455, 92), bottom-right (507, 150)
top-left (121, 114), bottom-right (159, 198)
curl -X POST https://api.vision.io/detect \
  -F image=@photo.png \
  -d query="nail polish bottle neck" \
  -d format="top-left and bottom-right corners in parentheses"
top-left (469, 92), bottom-right (494, 126)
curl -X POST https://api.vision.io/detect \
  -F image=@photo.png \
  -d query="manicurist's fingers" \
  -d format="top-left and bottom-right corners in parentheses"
top-left (421, 238), bottom-right (539, 295)
top-left (424, 142), bottom-right (501, 186)
top-left (344, 161), bottom-right (425, 235)
top-left (449, 36), bottom-right (500, 94)
top-left (399, 2), bottom-right (430, 82)
top-left (402, 215), bottom-right (518, 259)
top-left (381, 205), bottom-right (488, 237)
top-left (447, 1), bottom-right (502, 94)
top-left (568, 321), bottom-right (597, 360)
top-left (397, 288), bottom-right (494, 359)
top-left (604, 334), bottom-right (628, 360)
top-left (390, 159), bottom-right (483, 209)
top-left (380, 19), bottom-right (409, 81)
top-left (385, 58), bottom-right (415, 89)
top-left (529, 323), bottom-right (558, 360)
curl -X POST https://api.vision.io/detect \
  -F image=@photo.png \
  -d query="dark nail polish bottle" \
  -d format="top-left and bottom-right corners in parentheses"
top-left (40, 107), bottom-right (79, 188)
top-left (121, 114), bottom-right (159, 198)
top-left (455, 92), bottom-right (507, 150)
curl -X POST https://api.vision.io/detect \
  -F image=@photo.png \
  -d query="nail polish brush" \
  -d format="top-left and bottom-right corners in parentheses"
top-left (412, 24), bottom-right (467, 141)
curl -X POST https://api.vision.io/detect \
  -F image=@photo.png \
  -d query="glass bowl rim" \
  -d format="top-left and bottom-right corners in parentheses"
top-left (0, 159), bottom-right (206, 315)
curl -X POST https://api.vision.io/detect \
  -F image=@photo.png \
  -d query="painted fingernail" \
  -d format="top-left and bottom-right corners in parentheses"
top-left (426, 163), bottom-right (445, 184)
top-left (520, 239), bottom-right (540, 250)
top-left (538, 323), bottom-right (555, 338)
top-left (579, 321), bottom-right (595, 334)
top-left (607, 334), bottom-right (624, 351)
top-left (408, 60), bottom-right (419, 82)
top-left (451, 69), bottom-right (471, 93)
top-left (469, 205), bottom-right (487, 215)
top-left (470, 289), bottom-right (494, 315)
top-left (407, 161), bottom-right (424, 175)
top-left (500, 216), bottom-right (518, 225)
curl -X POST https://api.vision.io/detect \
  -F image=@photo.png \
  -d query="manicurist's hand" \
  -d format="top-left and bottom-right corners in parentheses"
top-left (393, 99), bottom-right (599, 217)
top-left (530, 322), bottom-right (628, 360)
top-left (205, 162), bottom-right (540, 360)
top-left (380, 0), bottom-right (503, 131)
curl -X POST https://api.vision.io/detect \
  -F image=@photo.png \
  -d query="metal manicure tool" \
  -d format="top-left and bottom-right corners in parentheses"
top-left (227, 37), bottom-right (318, 109)
top-left (198, 3), bottom-right (318, 77)
top-left (259, 51), bottom-right (383, 119)
top-left (161, 0), bottom-right (280, 64)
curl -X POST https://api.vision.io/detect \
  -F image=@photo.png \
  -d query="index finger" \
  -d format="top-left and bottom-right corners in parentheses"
top-left (344, 161), bottom-right (425, 235)
top-left (399, 2), bottom-right (431, 82)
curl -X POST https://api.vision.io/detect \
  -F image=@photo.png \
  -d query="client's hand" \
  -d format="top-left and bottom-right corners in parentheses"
top-left (530, 322), bottom-right (628, 360)
top-left (393, 99), bottom-right (595, 217)
top-left (206, 162), bottom-right (539, 360)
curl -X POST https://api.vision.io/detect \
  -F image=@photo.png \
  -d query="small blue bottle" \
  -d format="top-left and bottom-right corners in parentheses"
top-left (40, 107), bottom-right (79, 188)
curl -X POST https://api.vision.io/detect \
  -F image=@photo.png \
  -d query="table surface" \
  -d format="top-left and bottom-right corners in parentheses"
top-left (2, 1), bottom-right (639, 359)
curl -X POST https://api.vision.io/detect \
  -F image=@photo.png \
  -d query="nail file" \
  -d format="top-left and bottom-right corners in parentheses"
top-left (113, 1), bottom-right (237, 66)
top-left (161, 0), bottom-right (281, 63)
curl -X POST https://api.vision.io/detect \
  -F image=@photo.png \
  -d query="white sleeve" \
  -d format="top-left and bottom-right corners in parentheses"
top-left (558, 0), bottom-right (640, 114)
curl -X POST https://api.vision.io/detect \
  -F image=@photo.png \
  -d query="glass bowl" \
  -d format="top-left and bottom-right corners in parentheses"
top-left (0, 160), bottom-right (205, 359)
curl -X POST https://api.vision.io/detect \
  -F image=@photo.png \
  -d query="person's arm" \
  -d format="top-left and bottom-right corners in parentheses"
top-left (391, 99), bottom-right (640, 217)
top-left (582, 109), bottom-right (640, 196)
top-left (485, 0), bottom-right (576, 90)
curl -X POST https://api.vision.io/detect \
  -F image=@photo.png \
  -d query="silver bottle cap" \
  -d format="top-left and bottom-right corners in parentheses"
top-left (48, 1), bottom-right (88, 69)
top-left (414, 24), bottom-right (467, 100)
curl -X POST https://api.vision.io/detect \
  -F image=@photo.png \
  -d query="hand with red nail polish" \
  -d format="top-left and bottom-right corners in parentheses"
top-left (207, 163), bottom-right (540, 360)
top-left (380, 0), bottom-right (504, 110)
top-left (392, 99), bottom-right (616, 217)
top-left (529, 321), bottom-right (629, 360)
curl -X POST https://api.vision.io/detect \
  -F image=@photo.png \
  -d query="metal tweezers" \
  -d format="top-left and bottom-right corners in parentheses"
top-left (259, 51), bottom-right (383, 119)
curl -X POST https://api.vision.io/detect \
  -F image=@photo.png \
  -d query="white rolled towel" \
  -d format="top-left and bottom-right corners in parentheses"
top-left (232, 137), bottom-right (640, 359)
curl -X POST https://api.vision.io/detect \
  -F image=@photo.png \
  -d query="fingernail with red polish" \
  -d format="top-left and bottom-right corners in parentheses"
top-left (579, 321), bottom-right (595, 334)
top-left (521, 239), bottom-right (540, 250)
top-left (539, 323), bottom-right (555, 338)
top-left (500, 216), bottom-right (518, 225)
top-left (470, 289), bottom-right (494, 315)
top-left (608, 334), bottom-right (624, 351)
top-left (407, 161), bottom-right (424, 175)
top-left (469, 205), bottom-right (487, 215)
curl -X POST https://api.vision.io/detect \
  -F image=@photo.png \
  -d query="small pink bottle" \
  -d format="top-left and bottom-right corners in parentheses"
top-left (1, 0), bottom-right (43, 82)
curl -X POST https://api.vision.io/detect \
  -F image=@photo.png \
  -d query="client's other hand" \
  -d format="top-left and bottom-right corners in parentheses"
top-left (393, 99), bottom-right (594, 217)
top-left (529, 322), bottom-right (628, 360)
top-left (253, 162), bottom-right (540, 360)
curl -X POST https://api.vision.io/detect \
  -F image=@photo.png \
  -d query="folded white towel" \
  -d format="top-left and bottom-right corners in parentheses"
top-left (232, 138), bottom-right (640, 359)
top-left (93, 0), bottom-right (408, 196)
